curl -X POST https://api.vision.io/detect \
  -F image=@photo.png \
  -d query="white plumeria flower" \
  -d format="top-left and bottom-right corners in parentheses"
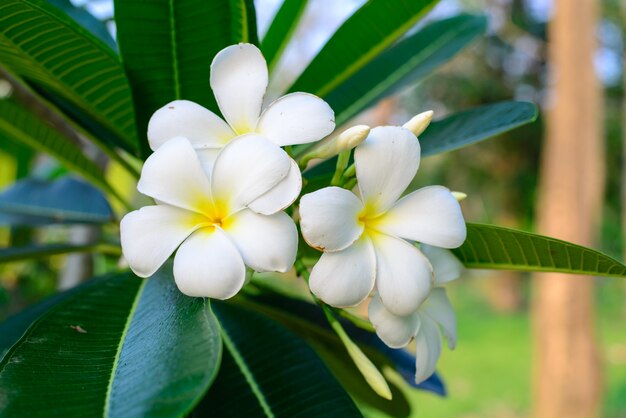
top-left (368, 245), bottom-right (464, 383)
top-left (146, 43), bottom-right (335, 215)
top-left (299, 125), bottom-right (466, 316)
top-left (120, 135), bottom-right (298, 299)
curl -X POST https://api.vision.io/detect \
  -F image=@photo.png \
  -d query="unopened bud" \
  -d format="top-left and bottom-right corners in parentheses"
top-left (452, 191), bottom-right (467, 202)
top-left (403, 110), bottom-right (434, 137)
top-left (299, 125), bottom-right (370, 166)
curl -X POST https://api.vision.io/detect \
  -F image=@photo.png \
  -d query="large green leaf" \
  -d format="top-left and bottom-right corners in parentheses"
top-left (454, 223), bottom-right (626, 277)
top-left (47, 0), bottom-right (116, 49)
top-left (0, 177), bottom-right (113, 225)
top-left (260, 0), bottom-right (308, 72)
top-left (288, 0), bottom-right (438, 97)
top-left (327, 15), bottom-right (487, 127)
top-left (193, 302), bottom-right (362, 417)
top-left (114, 0), bottom-right (258, 157)
top-left (0, 242), bottom-right (114, 264)
top-left (0, 100), bottom-right (115, 194)
top-left (420, 101), bottom-right (538, 156)
top-left (0, 0), bottom-right (137, 152)
top-left (0, 266), bottom-right (222, 417)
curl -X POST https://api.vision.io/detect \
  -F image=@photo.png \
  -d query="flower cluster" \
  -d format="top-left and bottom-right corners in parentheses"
top-left (120, 43), bottom-right (467, 384)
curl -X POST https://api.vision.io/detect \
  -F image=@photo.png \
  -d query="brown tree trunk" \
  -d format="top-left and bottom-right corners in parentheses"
top-left (532, 0), bottom-right (604, 417)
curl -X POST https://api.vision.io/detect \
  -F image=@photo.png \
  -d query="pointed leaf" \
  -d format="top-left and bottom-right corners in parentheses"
top-left (454, 223), bottom-right (626, 277)
top-left (0, 266), bottom-right (222, 417)
top-left (260, 0), bottom-right (308, 72)
top-left (193, 302), bottom-right (362, 417)
top-left (420, 101), bottom-right (538, 156)
top-left (288, 0), bottom-right (438, 97)
top-left (328, 15), bottom-right (487, 126)
top-left (47, 0), bottom-right (116, 49)
top-left (114, 0), bottom-right (258, 157)
top-left (0, 0), bottom-right (137, 152)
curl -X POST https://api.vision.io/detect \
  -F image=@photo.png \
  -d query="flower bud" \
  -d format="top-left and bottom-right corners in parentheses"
top-left (451, 191), bottom-right (467, 202)
top-left (299, 125), bottom-right (370, 166)
top-left (403, 110), bottom-right (433, 137)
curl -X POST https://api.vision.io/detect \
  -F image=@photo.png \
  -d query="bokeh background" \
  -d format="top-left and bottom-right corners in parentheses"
top-left (1, 0), bottom-right (625, 417)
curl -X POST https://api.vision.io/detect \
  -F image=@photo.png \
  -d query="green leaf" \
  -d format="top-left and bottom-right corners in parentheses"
top-left (0, 266), bottom-right (222, 417)
top-left (454, 223), bottom-right (626, 277)
top-left (47, 0), bottom-right (116, 50)
top-left (0, 177), bottom-right (113, 225)
top-left (193, 302), bottom-right (362, 417)
top-left (288, 0), bottom-right (438, 97)
top-left (0, 0), bottom-right (137, 152)
top-left (0, 100), bottom-right (115, 194)
top-left (260, 0), bottom-right (308, 72)
top-left (327, 15), bottom-right (487, 127)
top-left (0, 242), bottom-right (115, 264)
top-left (420, 101), bottom-right (538, 156)
top-left (114, 0), bottom-right (258, 157)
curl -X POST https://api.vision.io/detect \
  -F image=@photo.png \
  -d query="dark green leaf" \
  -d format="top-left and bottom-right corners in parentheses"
top-left (288, 0), bottom-right (438, 97)
top-left (193, 302), bottom-right (362, 417)
top-left (47, 0), bottom-right (116, 49)
top-left (0, 177), bottom-right (113, 225)
top-left (0, 243), bottom-right (109, 264)
top-left (260, 0), bottom-right (308, 72)
top-left (420, 101), bottom-right (538, 156)
top-left (114, 0), bottom-right (258, 157)
top-left (454, 223), bottom-right (626, 277)
top-left (327, 15), bottom-right (487, 126)
top-left (0, 100), bottom-right (114, 193)
top-left (0, 266), bottom-right (222, 417)
top-left (0, 0), bottom-right (138, 152)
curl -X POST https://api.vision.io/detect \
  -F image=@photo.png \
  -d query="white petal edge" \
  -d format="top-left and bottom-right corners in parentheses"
top-left (147, 100), bottom-right (235, 151)
top-left (173, 228), bottom-right (246, 299)
top-left (248, 158), bottom-right (302, 215)
top-left (309, 236), bottom-right (376, 308)
top-left (224, 209), bottom-right (297, 273)
top-left (420, 288), bottom-right (457, 349)
top-left (377, 186), bottom-right (466, 248)
top-left (300, 186), bottom-right (364, 252)
top-left (256, 92), bottom-right (335, 146)
top-left (421, 245), bottom-right (464, 285)
top-left (196, 148), bottom-right (221, 179)
top-left (137, 137), bottom-right (212, 213)
top-left (354, 126), bottom-right (420, 214)
top-left (120, 205), bottom-right (203, 278)
top-left (414, 315), bottom-right (442, 384)
top-left (210, 43), bottom-right (268, 134)
top-left (211, 135), bottom-right (291, 211)
top-left (372, 233), bottom-right (433, 316)
top-left (368, 294), bottom-right (419, 349)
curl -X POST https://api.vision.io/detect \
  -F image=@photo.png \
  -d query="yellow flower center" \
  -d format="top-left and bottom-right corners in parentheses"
top-left (357, 203), bottom-right (384, 234)
top-left (190, 198), bottom-right (233, 232)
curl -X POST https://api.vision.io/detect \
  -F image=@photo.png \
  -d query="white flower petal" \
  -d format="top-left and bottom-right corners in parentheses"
top-left (300, 187), bottom-right (364, 252)
top-left (256, 92), bottom-right (335, 146)
top-left (173, 228), bottom-right (245, 299)
top-left (354, 126), bottom-right (420, 214)
top-left (377, 186), bottom-right (466, 248)
top-left (309, 236), bottom-right (376, 307)
top-left (210, 43), bottom-right (268, 134)
top-left (211, 135), bottom-right (291, 211)
top-left (414, 315), bottom-right (442, 384)
top-left (120, 205), bottom-right (203, 278)
top-left (368, 294), bottom-right (420, 349)
top-left (248, 158), bottom-right (302, 215)
top-left (196, 148), bottom-right (221, 178)
top-left (372, 233), bottom-right (433, 316)
top-left (421, 245), bottom-right (464, 285)
top-left (421, 288), bottom-right (457, 349)
top-left (224, 209), bottom-right (297, 273)
top-left (137, 137), bottom-right (212, 213)
top-left (147, 100), bottom-right (235, 151)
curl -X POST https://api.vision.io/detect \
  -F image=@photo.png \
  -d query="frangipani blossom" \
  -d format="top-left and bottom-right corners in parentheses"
top-left (146, 43), bottom-right (335, 215)
top-left (299, 126), bottom-right (466, 316)
top-left (368, 246), bottom-right (464, 383)
top-left (120, 135), bottom-right (297, 299)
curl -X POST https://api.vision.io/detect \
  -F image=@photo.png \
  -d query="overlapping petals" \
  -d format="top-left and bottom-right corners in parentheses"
top-left (121, 136), bottom-right (297, 299)
top-left (299, 125), bottom-right (466, 315)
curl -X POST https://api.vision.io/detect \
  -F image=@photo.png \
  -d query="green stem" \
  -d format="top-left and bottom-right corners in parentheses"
top-left (331, 151), bottom-right (350, 186)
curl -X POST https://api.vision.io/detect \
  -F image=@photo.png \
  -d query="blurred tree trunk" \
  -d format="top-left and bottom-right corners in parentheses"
top-left (532, 0), bottom-right (604, 417)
